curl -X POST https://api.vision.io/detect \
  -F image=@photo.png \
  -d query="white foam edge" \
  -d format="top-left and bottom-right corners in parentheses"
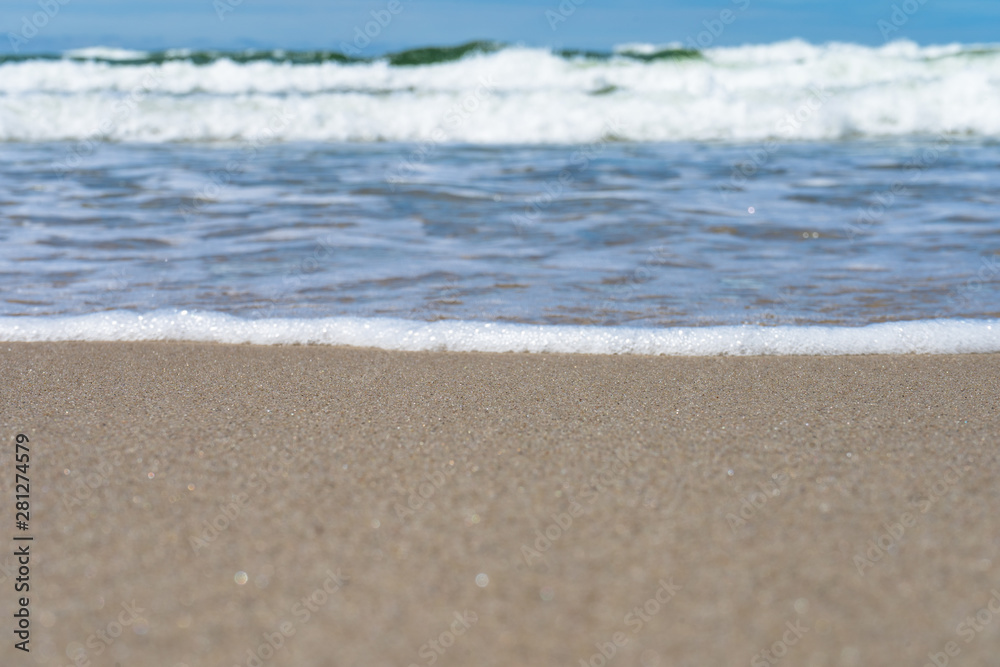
top-left (0, 311), bottom-right (997, 356)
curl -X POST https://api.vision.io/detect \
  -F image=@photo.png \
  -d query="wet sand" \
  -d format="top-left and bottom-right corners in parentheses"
top-left (1, 342), bottom-right (999, 667)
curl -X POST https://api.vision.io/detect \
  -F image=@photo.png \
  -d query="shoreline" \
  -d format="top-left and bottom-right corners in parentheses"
top-left (2, 312), bottom-right (1000, 356)
top-left (2, 342), bottom-right (999, 666)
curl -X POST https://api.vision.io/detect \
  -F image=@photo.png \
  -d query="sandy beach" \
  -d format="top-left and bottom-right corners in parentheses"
top-left (2, 341), bottom-right (999, 667)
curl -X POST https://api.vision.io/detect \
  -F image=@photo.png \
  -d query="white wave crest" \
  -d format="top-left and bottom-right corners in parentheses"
top-left (1, 40), bottom-right (1000, 143)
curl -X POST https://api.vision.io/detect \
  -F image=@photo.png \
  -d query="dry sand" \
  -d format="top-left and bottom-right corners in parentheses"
top-left (1, 342), bottom-right (999, 667)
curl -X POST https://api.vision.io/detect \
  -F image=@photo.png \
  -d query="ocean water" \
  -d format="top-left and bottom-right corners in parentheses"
top-left (1, 41), bottom-right (998, 354)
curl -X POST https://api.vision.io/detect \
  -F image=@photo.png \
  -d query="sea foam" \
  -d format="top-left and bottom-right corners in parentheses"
top-left (1, 311), bottom-right (997, 356)
top-left (1, 40), bottom-right (999, 143)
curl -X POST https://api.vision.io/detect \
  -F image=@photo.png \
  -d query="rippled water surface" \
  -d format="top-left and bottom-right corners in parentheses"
top-left (2, 140), bottom-right (999, 326)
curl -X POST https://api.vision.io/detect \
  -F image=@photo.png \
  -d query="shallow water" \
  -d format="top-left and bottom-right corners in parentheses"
top-left (2, 140), bottom-right (998, 328)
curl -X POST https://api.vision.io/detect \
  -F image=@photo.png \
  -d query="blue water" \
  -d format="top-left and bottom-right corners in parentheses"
top-left (2, 140), bottom-right (998, 327)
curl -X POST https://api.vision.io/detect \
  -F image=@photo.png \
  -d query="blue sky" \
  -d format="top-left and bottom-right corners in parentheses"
top-left (3, 0), bottom-right (999, 54)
